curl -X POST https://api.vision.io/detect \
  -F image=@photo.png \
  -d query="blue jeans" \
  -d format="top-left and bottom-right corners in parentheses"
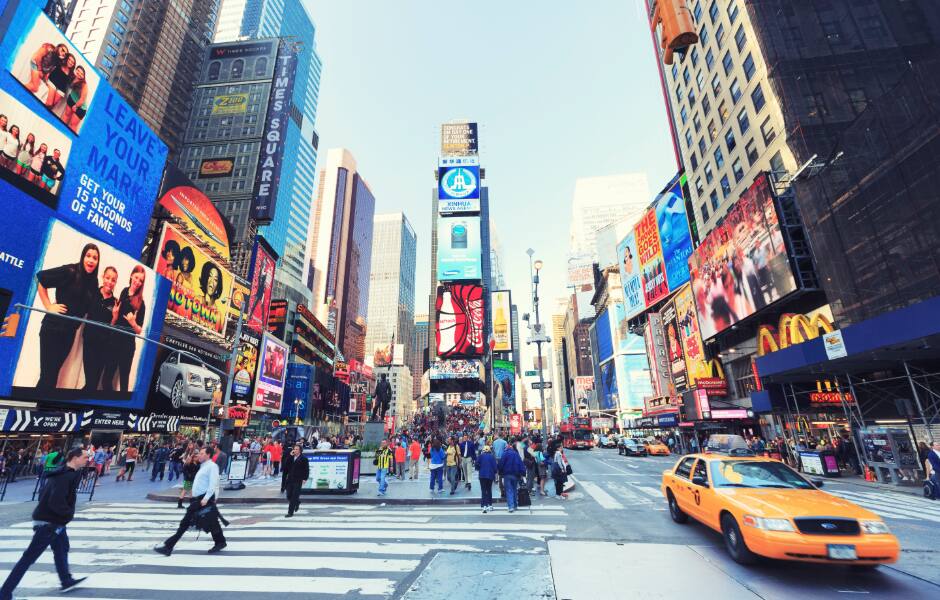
top-left (480, 478), bottom-right (493, 507)
top-left (167, 460), bottom-right (182, 481)
top-left (446, 465), bottom-right (459, 493)
top-left (429, 467), bottom-right (443, 491)
top-left (504, 475), bottom-right (520, 510)
top-left (150, 461), bottom-right (166, 481)
top-left (376, 468), bottom-right (388, 495)
top-left (1, 524), bottom-right (72, 599)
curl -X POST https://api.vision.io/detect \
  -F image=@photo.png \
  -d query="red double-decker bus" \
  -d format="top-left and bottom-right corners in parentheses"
top-left (560, 417), bottom-right (593, 449)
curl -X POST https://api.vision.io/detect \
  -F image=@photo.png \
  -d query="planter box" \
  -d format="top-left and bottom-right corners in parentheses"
top-left (359, 451), bottom-right (377, 475)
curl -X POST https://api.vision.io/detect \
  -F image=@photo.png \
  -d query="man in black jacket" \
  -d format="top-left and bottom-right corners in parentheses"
top-left (1, 448), bottom-right (88, 600)
top-left (284, 444), bottom-right (309, 517)
top-left (280, 446), bottom-right (295, 494)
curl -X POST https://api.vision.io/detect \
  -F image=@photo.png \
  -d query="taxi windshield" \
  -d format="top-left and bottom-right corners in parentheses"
top-left (712, 460), bottom-right (814, 489)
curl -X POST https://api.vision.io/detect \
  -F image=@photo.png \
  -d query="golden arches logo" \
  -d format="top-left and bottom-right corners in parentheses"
top-left (756, 313), bottom-right (834, 357)
top-left (704, 359), bottom-right (725, 379)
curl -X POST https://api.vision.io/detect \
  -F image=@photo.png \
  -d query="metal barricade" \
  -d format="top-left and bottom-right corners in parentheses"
top-left (30, 466), bottom-right (99, 502)
top-left (0, 469), bottom-right (10, 502)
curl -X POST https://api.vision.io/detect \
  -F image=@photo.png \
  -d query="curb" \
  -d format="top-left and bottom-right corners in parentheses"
top-left (830, 476), bottom-right (925, 498)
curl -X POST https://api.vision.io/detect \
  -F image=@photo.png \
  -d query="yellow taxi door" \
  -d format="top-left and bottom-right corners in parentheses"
top-left (669, 456), bottom-right (698, 513)
top-left (686, 459), bottom-right (717, 527)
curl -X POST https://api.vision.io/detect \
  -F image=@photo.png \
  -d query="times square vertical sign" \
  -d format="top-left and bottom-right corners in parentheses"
top-left (252, 40), bottom-right (299, 223)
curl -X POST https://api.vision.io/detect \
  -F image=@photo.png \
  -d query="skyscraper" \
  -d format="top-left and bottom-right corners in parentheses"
top-left (364, 213), bottom-right (418, 365)
top-left (309, 148), bottom-right (376, 363)
top-left (568, 173), bottom-right (651, 260)
top-left (209, 0), bottom-right (323, 309)
top-left (410, 314), bottom-right (430, 402)
top-left (65, 0), bottom-right (219, 158)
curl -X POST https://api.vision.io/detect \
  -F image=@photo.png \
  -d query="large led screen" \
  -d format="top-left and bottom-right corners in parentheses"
top-left (491, 290), bottom-right (512, 352)
top-left (636, 209), bottom-right (668, 307)
top-left (145, 333), bottom-right (225, 426)
top-left (435, 284), bottom-right (484, 358)
top-left (617, 231), bottom-right (644, 317)
top-left (254, 333), bottom-right (287, 414)
top-left (689, 173), bottom-right (796, 339)
top-left (493, 358), bottom-right (515, 408)
top-left (673, 284), bottom-right (708, 387)
top-left (598, 359), bottom-right (618, 410)
top-left (245, 238), bottom-right (276, 333)
top-left (655, 177), bottom-right (694, 292)
top-left (436, 215), bottom-right (481, 280)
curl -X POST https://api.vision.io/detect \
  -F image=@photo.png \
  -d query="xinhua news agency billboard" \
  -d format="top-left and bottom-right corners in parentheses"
top-left (438, 156), bottom-right (480, 213)
top-left (0, 1), bottom-right (170, 411)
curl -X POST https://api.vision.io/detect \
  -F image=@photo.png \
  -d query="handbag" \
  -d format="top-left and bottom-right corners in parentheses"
top-left (565, 464), bottom-right (573, 476)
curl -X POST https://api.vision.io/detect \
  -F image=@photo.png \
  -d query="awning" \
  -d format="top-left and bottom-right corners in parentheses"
top-left (755, 294), bottom-right (940, 383)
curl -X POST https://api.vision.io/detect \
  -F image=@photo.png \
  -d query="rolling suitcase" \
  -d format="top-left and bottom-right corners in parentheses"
top-left (517, 482), bottom-right (532, 513)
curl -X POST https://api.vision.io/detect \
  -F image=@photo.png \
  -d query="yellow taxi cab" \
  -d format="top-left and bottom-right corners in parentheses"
top-left (644, 440), bottom-right (671, 456)
top-left (660, 435), bottom-right (899, 567)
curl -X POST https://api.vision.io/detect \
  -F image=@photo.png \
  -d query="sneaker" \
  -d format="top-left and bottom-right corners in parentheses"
top-left (284, 513), bottom-right (293, 518)
top-left (61, 577), bottom-right (87, 592)
top-left (508, 508), bottom-right (515, 513)
top-left (449, 490), bottom-right (455, 496)
top-left (207, 543), bottom-right (227, 554)
top-left (153, 545), bottom-right (172, 556)
top-left (482, 507), bottom-right (487, 513)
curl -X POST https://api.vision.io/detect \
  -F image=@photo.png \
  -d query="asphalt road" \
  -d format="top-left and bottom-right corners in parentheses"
top-left (561, 447), bottom-right (940, 598)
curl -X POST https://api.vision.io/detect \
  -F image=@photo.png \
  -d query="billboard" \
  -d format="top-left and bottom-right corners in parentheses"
top-left (0, 3), bottom-right (168, 255)
top-left (210, 93), bottom-right (248, 115)
top-left (644, 312), bottom-right (672, 397)
top-left (567, 252), bottom-right (596, 320)
top-left (9, 220), bottom-right (168, 408)
top-left (440, 121), bottom-right (478, 156)
top-left (689, 173), bottom-right (797, 339)
top-left (429, 359), bottom-right (482, 380)
top-left (673, 284), bottom-right (708, 387)
top-left (636, 209), bottom-right (668, 307)
top-left (157, 168), bottom-right (231, 261)
top-left (574, 376), bottom-right (594, 403)
top-left (598, 359), bottom-right (618, 410)
top-left (252, 40), bottom-right (298, 223)
top-left (254, 333), bottom-right (287, 414)
top-left (153, 224), bottom-right (232, 337)
top-left (616, 231), bottom-right (644, 318)
top-left (230, 329), bottom-right (260, 404)
top-left (661, 300), bottom-right (688, 392)
top-left (491, 290), bottom-right (512, 352)
top-left (493, 358), bottom-right (516, 408)
top-left (145, 334), bottom-right (224, 426)
top-left (266, 298), bottom-right (288, 339)
top-left (655, 177), bottom-right (694, 291)
top-left (438, 165), bottom-right (480, 205)
top-left (198, 157), bottom-right (235, 178)
top-left (245, 237), bottom-right (276, 333)
top-left (616, 354), bottom-right (653, 411)
top-left (436, 284), bottom-right (485, 358)
top-left (371, 342), bottom-right (404, 367)
top-left (436, 215), bottom-right (481, 280)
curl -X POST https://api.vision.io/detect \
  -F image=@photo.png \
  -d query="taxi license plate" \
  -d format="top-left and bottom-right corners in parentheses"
top-left (827, 544), bottom-right (857, 560)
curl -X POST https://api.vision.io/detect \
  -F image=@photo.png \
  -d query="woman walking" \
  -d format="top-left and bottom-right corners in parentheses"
top-left (445, 437), bottom-right (462, 495)
top-left (428, 439), bottom-right (445, 495)
top-left (178, 452), bottom-right (198, 508)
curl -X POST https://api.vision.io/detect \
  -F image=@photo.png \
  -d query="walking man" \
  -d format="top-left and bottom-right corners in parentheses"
top-left (459, 434), bottom-right (477, 491)
top-left (498, 437), bottom-right (526, 513)
top-left (284, 444), bottom-right (309, 517)
top-left (150, 442), bottom-right (169, 481)
top-left (408, 437), bottom-right (422, 479)
top-left (1, 448), bottom-right (88, 600)
top-left (153, 447), bottom-right (226, 555)
top-left (374, 439), bottom-right (393, 497)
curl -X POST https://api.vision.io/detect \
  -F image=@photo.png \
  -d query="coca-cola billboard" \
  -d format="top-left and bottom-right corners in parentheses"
top-left (435, 284), bottom-right (485, 358)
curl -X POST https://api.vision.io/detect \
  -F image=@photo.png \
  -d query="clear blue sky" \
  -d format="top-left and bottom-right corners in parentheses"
top-left (305, 0), bottom-right (678, 366)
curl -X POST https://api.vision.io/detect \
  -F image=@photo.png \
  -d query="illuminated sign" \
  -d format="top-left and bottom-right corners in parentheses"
top-left (440, 122), bottom-right (478, 156)
top-left (198, 157), bottom-right (235, 178)
top-left (211, 94), bottom-right (248, 115)
top-left (439, 165), bottom-right (480, 200)
top-left (757, 312), bottom-right (835, 356)
top-left (810, 392), bottom-right (855, 405)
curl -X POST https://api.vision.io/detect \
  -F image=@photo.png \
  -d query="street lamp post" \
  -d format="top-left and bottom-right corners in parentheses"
top-left (528, 249), bottom-right (549, 441)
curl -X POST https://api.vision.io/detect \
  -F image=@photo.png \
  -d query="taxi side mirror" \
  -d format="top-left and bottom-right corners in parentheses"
top-left (692, 475), bottom-right (708, 487)
top-left (811, 478), bottom-right (824, 488)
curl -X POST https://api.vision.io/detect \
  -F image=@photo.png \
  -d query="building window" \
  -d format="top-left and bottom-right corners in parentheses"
top-left (716, 23), bottom-right (725, 46)
top-left (683, 67), bottom-right (691, 85)
top-left (717, 100), bottom-right (729, 123)
top-left (711, 73), bottom-right (721, 95)
top-left (693, 114), bottom-right (702, 133)
top-left (760, 116), bottom-right (776, 145)
top-left (254, 56), bottom-right (268, 77)
top-left (710, 189), bottom-right (720, 210)
top-left (745, 139), bottom-right (758, 165)
top-left (732, 158), bottom-right (744, 182)
top-left (805, 92), bottom-right (828, 118)
top-left (708, 120), bottom-right (718, 142)
top-left (689, 151), bottom-right (699, 170)
top-left (685, 129), bottom-right (693, 148)
top-left (722, 51), bottom-right (733, 75)
top-left (690, 47), bottom-right (699, 66)
top-left (101, 57), bottom-right (114, 70)
top-left (729, 79), bottom-right (742, 102)
top-left (720, 175), bottom-right (731, 198)
top-left (242, 127), bottom-right (255, 136)
top-left (704, 163), bottom-right (714, 184)
top-left (742, 53), bottom-right (756, 81)
top-left (693, 1), bottom-right (703, 22)
top-left (708, 1), bottom-right (719, 22)
top-left (676, 86), bottom-right (684, 103)
top-left (751, 84), bottom-right (766, 112)
top-left (108, 32), bottom-right (121, 47)
top-left (728, 2), bottom-right (740, 24)
top-left (737, 108), bottom-right (750, 134)
top-left (696, 70), bottom-right (705, 91)
top-left (713, 147), bottom-right (725, 169)
top-left (680, 106), bottom-right (689, 125)
top-left (705, 48), bottom-right (714, 69)
top-left (672, 63), bottom-right (679, 80)
top-left (698, 137), bottom-right (706, 155)
top-left (724, 129), bottom-right (736, 152)
top-left (700, 25), bottom-right (710, 46)
top-left (688, 88), bottom-right (697, 108)
top-left (231, 59), bottom-right (244, 79)
top-left (232, 180), bottom-right (247, 191)
top-left (702, 94), bottom-right (711, 117)
top-left (848, 88), bottom-right (868, 114)
top-left (695, 178), bottom-right (705, 198)
top-left (208, 61), bottom-right (221, 81)
top-left (113, 22), bottom-right (125, 35)
top-left (734, 25), bottom-right (747, 51)
top-left (701, 202), bottom-right (710, 222)
top-left (769, 151), bottom-right (785, 175)
top-left (822, 20), bottom-right (842, 43)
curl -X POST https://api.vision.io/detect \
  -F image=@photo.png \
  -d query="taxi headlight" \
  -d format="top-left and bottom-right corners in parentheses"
top-left (860, 520), bottom-right (890, 534)
top-left (743, 515), bottom-right (795, 532)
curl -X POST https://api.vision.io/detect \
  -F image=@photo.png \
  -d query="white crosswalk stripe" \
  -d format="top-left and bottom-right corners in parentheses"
top-left (0, 502), bottom-right (568, 599)
top-left (827, 488), bottom-right (940, 523)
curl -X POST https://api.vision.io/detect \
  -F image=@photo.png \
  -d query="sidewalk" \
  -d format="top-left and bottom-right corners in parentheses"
top-left (148, 470), bottom-right (576, 506)
top-left (0, 465), bottom-right (182, 504)
top-left (828, 471), bottom-right (926, 497)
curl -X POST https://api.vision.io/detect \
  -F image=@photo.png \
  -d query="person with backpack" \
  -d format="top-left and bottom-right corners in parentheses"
top-left (533, 442), bottom-right (548, 496)
top-left (497, 437), bottom-right (526, 513)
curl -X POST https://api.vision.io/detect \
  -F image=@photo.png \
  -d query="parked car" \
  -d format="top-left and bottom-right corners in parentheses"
top-left (154, 352), bottom-right (221, 409)
top-left (645, 440), bottom-right (672, 456)
top-left (619, 438), bottom-right (648, 456)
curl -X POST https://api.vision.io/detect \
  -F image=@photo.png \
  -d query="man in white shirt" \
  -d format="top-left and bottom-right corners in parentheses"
top-left (153, 447), bottom-right (226, 555)
top-left (317, 438), bottom-right (332, 450)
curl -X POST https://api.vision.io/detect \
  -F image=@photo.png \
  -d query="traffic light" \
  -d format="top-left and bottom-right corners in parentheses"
top-left (650, 0), bottom-right (699, 65)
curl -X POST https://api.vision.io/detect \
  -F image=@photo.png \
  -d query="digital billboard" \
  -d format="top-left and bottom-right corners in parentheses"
top-left (636, 209), bottom-right (668, 307)
top-left (210, 93), bottom-right (248, 115)
top-left (154, 224), bottom-right (232, 338)
top-left (494, 358), bottom-right (516, 408)
top-left (438, 165), bottom-right (480, 203)
top-left (145, 333), bottom-right (225, 426)
top-left (673, 284), bottom-right (708, 387)
top-left (371, 342), bottom-right (404, 367)
top-left (230, 329), bottom-right (260, 404)
top-left (436, 215), bottom-right (481, 280)
top-left (267, 298), bottom-right (288, 339)
top-left (157, 167), bottom-right (231, 261)
top-left (661, 300), bottom-right (688, 392)
top-left (429, 359), bottom-right (482, 379)
top-left (436, 284), bottom-right (485, 358)
top-left (198, 157), bottom-right (235, 178)
top-left (245, 237), bottom-right (276, 333)
top-left (689, 173), bottom-right (797, 339)
top-left (9, 219), bottom-right (168, 408)
top-left (598, 359), bottom-right (618, 410)
top-left (574, 376), bottom-right (594, 403)
top-left (616, 354), bottom-right (653, 411)
top-left (567, 252), bottom-right (596, 320)
top-left (616, 231), bottom-right (644, 317)
top-left (0, 2), bottom-right (168, 256)
top-left (655, 176), bottom-right (694, 292)
top-left (440, 121), bottom-right (478, 156)
top-left (254, 333), bottom-right (287, 414)
top-left (491, 290), bottom-right (512, 352)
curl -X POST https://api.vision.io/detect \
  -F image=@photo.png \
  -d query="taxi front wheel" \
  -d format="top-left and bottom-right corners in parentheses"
top-left (667, 490), bottom-right (688, 523)
top-left (721, 514), bottom-right (757, 565)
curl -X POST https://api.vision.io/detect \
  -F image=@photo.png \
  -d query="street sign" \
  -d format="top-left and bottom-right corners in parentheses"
top-left (532, 382), bottom-right (553, 390)
top-left (524, 370), bottom-right (538, 377)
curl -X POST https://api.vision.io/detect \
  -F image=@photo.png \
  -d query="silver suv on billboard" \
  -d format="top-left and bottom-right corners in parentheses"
top-left (154, 352), bottom-right (220, 408)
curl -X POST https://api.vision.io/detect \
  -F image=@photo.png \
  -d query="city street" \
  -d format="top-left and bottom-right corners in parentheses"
top-left (1, 449), bottom-right (938, 599)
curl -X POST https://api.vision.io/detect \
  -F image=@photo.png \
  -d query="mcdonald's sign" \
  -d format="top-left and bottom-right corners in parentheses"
top-left (757, 312), bottom-right (835, 357)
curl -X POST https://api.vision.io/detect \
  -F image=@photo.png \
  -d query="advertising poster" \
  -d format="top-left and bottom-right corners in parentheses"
top-left (655, 177), bottom-right (694, 292)
top-left (574, 376), bottom-right (594, 404)
top-left (509, 413), bottom-right (522, 435)
top-left (689, 173), bottom-right (797, 339)
top-left (157, 168), bottom-right (231, 261)
top-left (435, 284), bottom-right (485, 358)
top-left (429, 359), bottom-right (482, 379)
top-left (491, 290), bottom-right (512, 352)
top-left (210, 93), bottom-right (248, 115)
top-left (302, 452), bottom-right (350, 491)
top-left (245, 238), bottom-right (276, 333)
top-left (440, 121), bottom-right (478, 156)
top-left (673, 284), bottom-right (708, 387)
top-left (254, 333), bottom-right (287, 414)
top-left (661, 300), bottom-right (688, 392)
top-left (617, 354), bottom-right (654, 411)
top-left (266, 298), bottom-right (288, 339)
top-left (252, 40), bottom-right (298, 223)
top-left (145, 333), bottom-right (225, 426)
top-left (436, 215), bottom-right (481, 280)
top-left (438, 156), bottom-right (480, 212)
top-left (9, 219), bottom-right (168, 408)
top-left (198, 157), bottom-right (235, 179)
top-left (644, 313), bottom-right (672, 397)
top-left (153, 224), bottom-right (232, 337)
top-left (371, 342), bottom-right (404, 367)
top-left (230, 329), bottom-right (260, 404)
top-left (617, 231), bottom-right (644, 317)
top-left (0, 2), bottom-right (168, 255)
top-left (598, 359), bottom-right (619, 410)
top-left (567, 252), bottom-right (596, 320)
top-left (635, 209), bottom-right (668, 307)
top-left (493, 358), bottom-right (516, 408)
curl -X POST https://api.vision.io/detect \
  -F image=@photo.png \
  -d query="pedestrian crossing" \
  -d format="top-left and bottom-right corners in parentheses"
top-left (827, 487), bottom-right (940, 524)
top-left (0, 501), bottom-right (568, 599)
